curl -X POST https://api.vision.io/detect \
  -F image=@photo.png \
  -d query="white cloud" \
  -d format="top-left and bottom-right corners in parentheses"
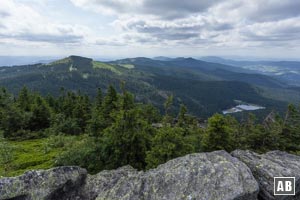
top-left (0, 0), bottom-right (300, 58)
top-left (0, 0), bottom-right (90, 44)
top-left (68, 0), bottom-right (300, 50)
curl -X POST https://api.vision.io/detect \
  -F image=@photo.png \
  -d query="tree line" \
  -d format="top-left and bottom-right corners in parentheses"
top-left (0, 85), bottom-right (299, 174)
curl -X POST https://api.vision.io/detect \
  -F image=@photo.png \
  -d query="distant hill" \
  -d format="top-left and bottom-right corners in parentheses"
top-left (201, 56), bottom-right (300, 86)
top-left (153, 56), bottom-right (174, 61)
top-left (0, 55), bottom-right (296, 118)
top-left (0, 56), bottom-right (58, 66)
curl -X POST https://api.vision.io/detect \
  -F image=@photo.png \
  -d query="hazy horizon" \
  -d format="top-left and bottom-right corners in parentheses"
top-left (0, 0), bottom-right (300, 59)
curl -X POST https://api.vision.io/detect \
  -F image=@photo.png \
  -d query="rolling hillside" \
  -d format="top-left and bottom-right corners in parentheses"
top-left (0, 55), bottom-right (293, 118)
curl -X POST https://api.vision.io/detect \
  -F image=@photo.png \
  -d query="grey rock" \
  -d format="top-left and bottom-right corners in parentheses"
top-left (0, 166), bottom-right (87, 200)
top-left (0, 151), bottom-right (259, 200)
top-left (81, 150), bottom-right (259, 200)
top-left (231, 150), bottom-right (300, 200)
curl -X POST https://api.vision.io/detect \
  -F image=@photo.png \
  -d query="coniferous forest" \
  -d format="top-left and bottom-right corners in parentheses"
top-left (0, 85), bottom-right (300, 177)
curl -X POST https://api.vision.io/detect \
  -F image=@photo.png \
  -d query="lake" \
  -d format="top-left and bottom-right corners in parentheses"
top-left (223, 104), bottom-right (265, 114)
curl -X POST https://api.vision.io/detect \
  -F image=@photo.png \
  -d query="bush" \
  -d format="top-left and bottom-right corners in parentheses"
top-left (54, 136), bottom-right (101, 173)
top-left (146, 126), bottom-right (194, 169)
top-left (0, 135), bottom-right (15, 176)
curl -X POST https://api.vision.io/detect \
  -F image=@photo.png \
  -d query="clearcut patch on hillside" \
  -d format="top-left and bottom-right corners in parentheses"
top-left (92, 61), bottom-right (121, 75)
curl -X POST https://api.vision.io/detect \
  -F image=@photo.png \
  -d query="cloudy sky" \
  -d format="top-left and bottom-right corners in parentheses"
top-left (0, 0), bottom-right (300, 59)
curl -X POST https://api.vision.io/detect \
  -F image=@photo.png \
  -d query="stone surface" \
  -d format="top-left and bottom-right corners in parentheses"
top-left (0, 166), bottom-right (87, 200)
top-left (82, 150), bottom-right (259, 200)
top-left (0, 150), bottom-right (260, 200)
top-left (231, 150), bottom-right (300, 200)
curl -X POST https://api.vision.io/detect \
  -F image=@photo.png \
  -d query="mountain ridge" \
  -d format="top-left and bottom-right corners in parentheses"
top-left (0, 55), bottom-right (296, 118)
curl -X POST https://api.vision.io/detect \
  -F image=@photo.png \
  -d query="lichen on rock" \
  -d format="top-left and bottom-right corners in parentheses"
top-left (0, 151), bottom-right (259, 200)
top-left (231, 150), bottom-right (300, 200)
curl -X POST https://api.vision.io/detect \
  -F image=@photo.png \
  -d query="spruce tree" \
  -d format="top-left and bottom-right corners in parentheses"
top-left (101, 108), bottom-right (152, 170)
top-left (201, 114), bottom-right (234, 152)
top-left (177, 104), bottom-right (187, 128)
top-left (282, 104), bottom-right (300, 152)
top-left (146, 126), bottom-right (194, 169)
top-left (17, 86), bottom-right (31, 111)
top-left (163, 95), bottom-right (174, 124)
top-left (95, 88), bottom-right (103, 110)
top-left (101, 85), bottom-right (118, 128)
top-left (29, 95), bottom-right (51, 131)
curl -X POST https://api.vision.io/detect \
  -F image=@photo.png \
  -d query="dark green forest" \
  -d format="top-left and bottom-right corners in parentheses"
top-left (0, 86), bottom-right (300, 176)
top-left (1, 56), bottom-right (295, 119)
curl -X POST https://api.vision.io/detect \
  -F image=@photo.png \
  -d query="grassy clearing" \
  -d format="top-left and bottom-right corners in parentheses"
top-left (47, 57), bottom-right (71, 66)
top-left (119, 64), bottom-right (135, 69)
top-left (92, 61), bottom-right (122, 75)
top-left (0, 135), bottom-right (80, 177)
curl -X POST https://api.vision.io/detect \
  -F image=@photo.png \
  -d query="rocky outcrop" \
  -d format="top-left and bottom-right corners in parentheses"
top-left (232, 150), bottom-right (300, 200)
top-left (1, 150), bottom-right (300, 200)
top-left (0, 150), bottom-right (258, 200)
top-left (0, 166), bottom-right (87, 200)
top-left (82, 150), bottom-right (259, 200)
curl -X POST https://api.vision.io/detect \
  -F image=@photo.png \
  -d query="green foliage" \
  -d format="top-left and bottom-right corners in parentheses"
top-left (119, 64), bottom-right (135, 69)
top-left (163, 95), bottom-right (174, 124)
top-left (282, 104), bottom-right (300, 152)
top-left (101, 85), bottom-right (118, 126)
top-left (202, 114), bottom-right (236, 152)
top-left (137, 104), bottom-right (161, 124)
top-left (177, 104), bottom-right (188, 127)
top-left (0, 138), bottom-right (61, 177)
top-left (17, 86), bottom-right (32, 112)
top-left (0, 134), bottom-right (15, 176)
top-left (54, 135), bottom-right (100, 173)
top-left (95, 88), bottom-right (103, 109)
top-left (146, 126), bottom-right (194, 169)
top-left (92, 61), bottom-right (121, 75)
top-left (101, 108), bottom-right (153, 170)
top-left (50, 114), bottom-right (81, 135)
top-left (1, 85), bottom-right (300, 177)
top-left (29, 96), bottom-right (51, 131)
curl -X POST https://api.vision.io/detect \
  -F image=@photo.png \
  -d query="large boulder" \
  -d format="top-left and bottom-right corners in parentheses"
top-left (0, 150), bottom-right (258, 200)
top-left (81, 150), bottom-right (259, 200)
top-left (0, 166), bottom-right (87, 200)
top-left (232, 150), bottom-right (300, 200)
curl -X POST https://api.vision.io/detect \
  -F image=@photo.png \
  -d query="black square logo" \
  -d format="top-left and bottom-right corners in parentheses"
top-left (274, 177), bottom-right (295, 196)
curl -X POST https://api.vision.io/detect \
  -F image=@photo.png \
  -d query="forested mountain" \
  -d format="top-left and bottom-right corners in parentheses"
top-left (201, 56), bottom-right (300, 87)
top-left (0, 55), bottom-right (298, 118)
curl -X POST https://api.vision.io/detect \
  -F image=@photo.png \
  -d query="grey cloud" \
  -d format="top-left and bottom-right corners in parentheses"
top-left (124, 23), bottom-right (200, 41)
top-left (95, 40), bottom-right (125, 46)
top-left (17, 33), bottom-right (83, 43)
top-left (153, 32), bottom-right (199, 40)
top-left (212, 23), bottom-right (233, 31)
top-left (93, 0), bottom-right (130, 13)
top-left (247, 0), bottom-right (300, 22)
top-left (0, 33), bottom-right (83, 43)
top-left (242, 24), bottom-right (300, 43)
top-left (0, 23), bottom-right (5, 29)
top-left (79, 0), bottom-right (222, 19)
top-left (121, 17), bottom-right (233, 42)
top-left (142, 0), bottom-right (222, 19)
top-left (243, 32), bottom-right (299, 42)
top-left (0, 11), bottom-right (10, 18)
